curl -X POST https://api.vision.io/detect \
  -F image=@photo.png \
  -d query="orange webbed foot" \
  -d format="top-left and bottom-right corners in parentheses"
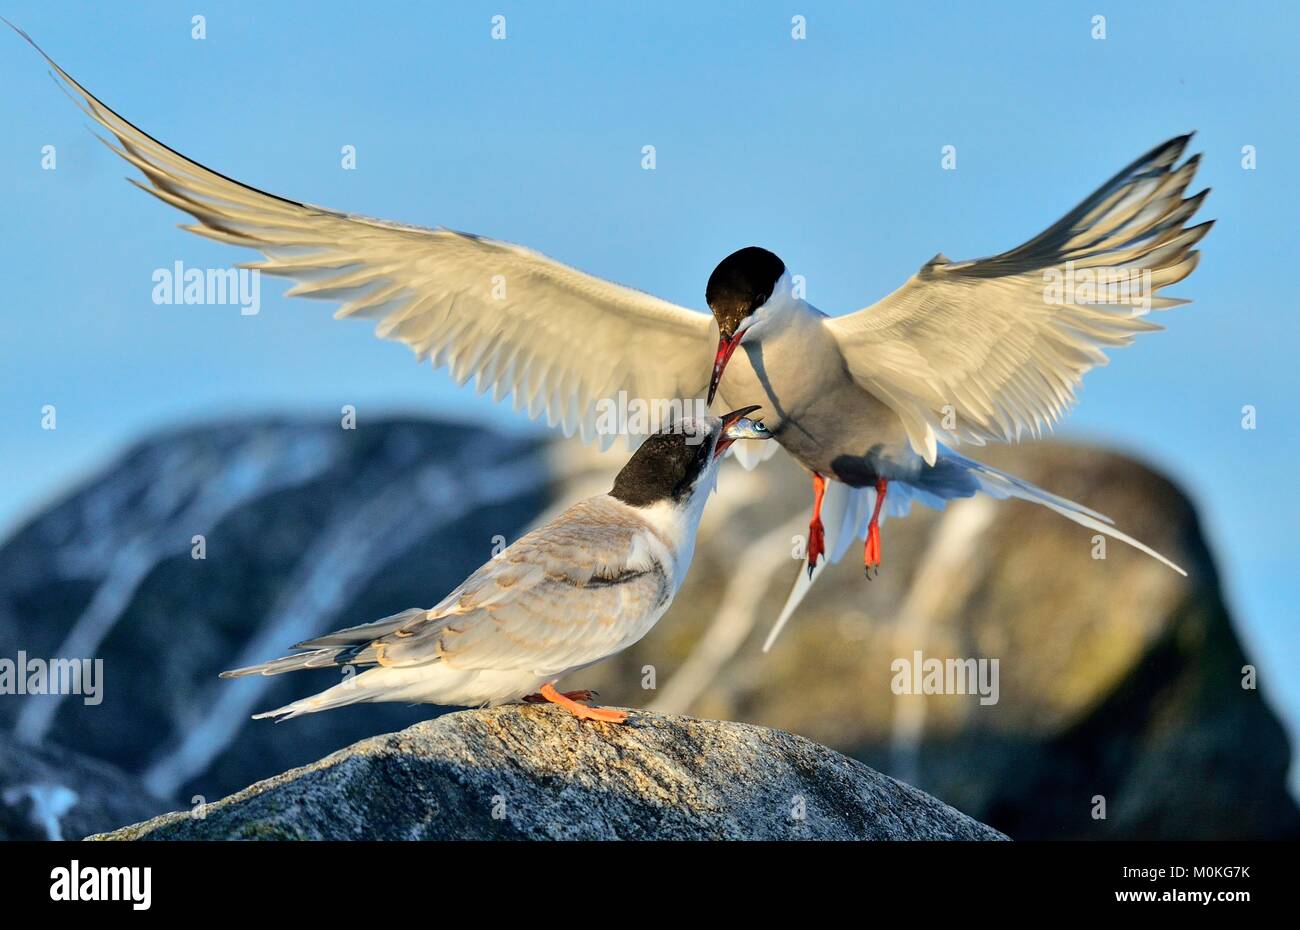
top-left (807, 516), bottom-right (826, 576)
top-left (523, 688), bottom-right (598, 704)
top-left (863, 478), bottom-right (888, 579)
top-left (864, 523), bottom-right (881, 578)
top-left (807, 472), bottom-right (829, 577)
top-left (537, 683), bottom-right (628, 724)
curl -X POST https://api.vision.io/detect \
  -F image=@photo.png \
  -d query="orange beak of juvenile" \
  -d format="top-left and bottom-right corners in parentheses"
top-left (707, 331), bottom-right (746, 406)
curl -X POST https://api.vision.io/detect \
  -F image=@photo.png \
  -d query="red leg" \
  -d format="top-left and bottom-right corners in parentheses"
top-left (807, 473), bottom-right (828, 576)
top-left (864, 479), bottom-right (888, 576)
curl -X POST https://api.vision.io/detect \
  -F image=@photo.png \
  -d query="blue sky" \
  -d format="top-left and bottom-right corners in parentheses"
top-left (2, 1), bottom-right (1297, 739)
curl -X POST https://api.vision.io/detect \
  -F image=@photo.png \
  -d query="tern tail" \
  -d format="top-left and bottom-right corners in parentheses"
top-left (949, 450), bottom-right (1186, 576)
top-left (763, 448), bottom-right (1186, 651)
top-left (250, 677), bottom-right (375, 721)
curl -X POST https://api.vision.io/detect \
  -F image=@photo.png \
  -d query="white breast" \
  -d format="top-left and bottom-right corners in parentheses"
top-left (632, 491), bottom-right (705, 592)
top-left (718, 290), bottom-right (839, 429)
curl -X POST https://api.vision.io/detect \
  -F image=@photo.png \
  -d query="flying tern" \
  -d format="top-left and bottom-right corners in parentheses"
top-left (15, 25), bottom-right (1207, 646)
top-left (222, 408), bottom-right (770, 721)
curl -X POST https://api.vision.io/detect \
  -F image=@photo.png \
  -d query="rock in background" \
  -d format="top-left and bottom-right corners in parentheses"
top-left (0, 733), bottom-right (163, 840)
top-left (0, 418), bottom-right (547, 824)
top-left (0, 416), bottom-right (1294, 839)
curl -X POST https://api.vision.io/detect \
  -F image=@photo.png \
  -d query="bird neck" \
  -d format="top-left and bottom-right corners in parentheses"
top-left (746, 278), bottom-right (815, 340)
top-left (632, 477), bottom-right (711, 589)
top-left (633, 460), bottom-right (715, 544)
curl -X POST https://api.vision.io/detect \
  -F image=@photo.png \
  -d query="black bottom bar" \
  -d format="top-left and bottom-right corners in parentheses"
top-left (1, 839), bottom-right (1288, 915)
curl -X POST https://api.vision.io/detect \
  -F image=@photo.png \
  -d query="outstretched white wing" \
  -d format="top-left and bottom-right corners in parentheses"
top-left (18, 25), bottom-right (714, 446)
top-left (828, 135), bottom-right (1211, 465)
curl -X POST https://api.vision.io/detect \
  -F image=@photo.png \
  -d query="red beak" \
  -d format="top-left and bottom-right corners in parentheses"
top-left (707, 331), bottom-right (745, 406)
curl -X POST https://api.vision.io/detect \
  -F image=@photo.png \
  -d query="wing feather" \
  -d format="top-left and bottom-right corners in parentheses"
top-left (827, 134), bottom-right (1211, 464)
top-left (275, 498), bottom-right (673, 676)
top-left (14, 25), bottom-right (713, 448)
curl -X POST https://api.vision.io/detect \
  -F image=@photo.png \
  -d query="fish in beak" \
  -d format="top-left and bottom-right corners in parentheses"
top-left (714, 405), bottom-right (769, 458)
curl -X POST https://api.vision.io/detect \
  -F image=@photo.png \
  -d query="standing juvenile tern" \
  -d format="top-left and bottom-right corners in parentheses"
top-left (14, 26), bottom-right (1207, 643)
top-left (222, 409), bottom-right (770, 721)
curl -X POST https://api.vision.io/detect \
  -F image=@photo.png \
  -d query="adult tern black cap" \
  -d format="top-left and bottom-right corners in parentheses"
top-left (705, 247), bottom-right (786, 339)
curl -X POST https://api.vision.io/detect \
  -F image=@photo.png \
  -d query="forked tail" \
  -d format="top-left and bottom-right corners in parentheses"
top-left (763, 449), bottom-right (1185, 650)
top-left (949, 449), bottom-right (1186, 576)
